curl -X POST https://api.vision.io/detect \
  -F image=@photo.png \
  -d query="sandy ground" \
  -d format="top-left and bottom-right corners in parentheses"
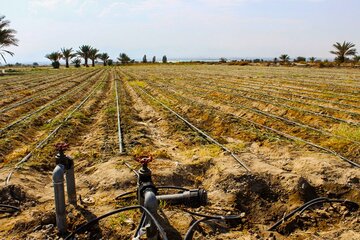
top-left (0, 67), bottom-right (359, 239)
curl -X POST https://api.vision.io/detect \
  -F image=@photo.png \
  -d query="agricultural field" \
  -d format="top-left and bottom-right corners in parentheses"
top-left (0, 65), bottom-right (359, 239)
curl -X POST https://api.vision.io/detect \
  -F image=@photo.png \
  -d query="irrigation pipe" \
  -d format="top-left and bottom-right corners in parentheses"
top-left (0, 69), bottom-right (100, 114)
top-left (145, 83), bottom-right (359, 168)
top-left (0, 71), bottom-right (103, 134)
top-left (136, 87), bottom-right (251, 172)
top-left (182, 209), bottom-right (242, 240)
top-left (64, 205), bottom-right (168, 240)
top-left (114, 75), bottom-right (140, 177)
top-left (0, 204), bottom-right (20, 213)
top-left (268, 197), bottom-right (359, 231)
top-left (4, 80), bottom-right (105, 185)
top-left (148, 81), bottom-right (360, 145)
top-left (114, 80), bottom-right (124, 153)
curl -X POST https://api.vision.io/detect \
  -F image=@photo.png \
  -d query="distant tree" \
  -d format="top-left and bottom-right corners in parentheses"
top-left (61, 47), bottom-right (75, 68)
top-left (118, 53), bottom-right (131, 64)
top-left (273, 58), bottom-right (278, 64)
top-left (253, 59), bottom-right (261, 63)
top-left (295, 56), bottom-right (306, 62)
top-left (219, 57), bottom-right (227, 63)
top-left (72, 58), bottom-right (81, 68)
top-left (330, 41), bottom-right (357, 63)
top-left (309, 57), bottom-right (316, 63)
top-left (107, 59), bottom-right (113, 66)
top-left (45, 51), bottom-right (62, 69)
top-left (279, 54), bottom-right (290, 63)
top-left (0, 15), bottom-right (19, 63)
top-left (33, 62), bottom-right (39, 67)
top-left (77, 45), bottom-right (92, 67)
top-left (99, 53), bottom-right (109, 66)
top-left (162, 55), bottom-right (167, 63)
top-left (142, 54), bottom-right (147, 63)
top-left (152, 56), bottom-right (156, 63)
top-left (89, 48), bottom-right (100, 67)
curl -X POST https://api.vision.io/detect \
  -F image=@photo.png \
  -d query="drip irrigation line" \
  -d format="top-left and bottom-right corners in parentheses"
top-left (64, 205), bottom-right (168, 240)
top-left (184, 217), bottom-right (209, 240)
top-left (114, 75), bottom-right (139, 177)
top-left (136, 87), bottom-right (251, 172)
top-left (144, 83), bottom-right (359, 168)
top-left (1, 71), bottom-right (82, 98)
top-left (0, 69), bottom-right (101, 114)
top-left (147, 81), bottom-right (360, 146)
top-left (124, 161), bottom-right (139, 177)
top-left (182, 209), bottom-right (242, 240)
top-left (0, 71), bottom-right (103, 134)
top-left (226, 82), bottom-right (360, 117)
top-left (170, 77), bottom-right (359, 126)
top-left (208, 75), bottom-right (360, 111)
top-left (4, 79), bottom-right (105, 185)
top-left (0, 204), bottom-right (20, 213)
top-left (114, 79), bottom-right (124, 153)
top-left (268, 197), bottom-right (359, 231)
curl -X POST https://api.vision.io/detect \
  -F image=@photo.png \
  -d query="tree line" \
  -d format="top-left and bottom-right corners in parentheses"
top-left (0, 15), bottom-right (359, 67)
top-left (45, 47), bottom-right (169, 68)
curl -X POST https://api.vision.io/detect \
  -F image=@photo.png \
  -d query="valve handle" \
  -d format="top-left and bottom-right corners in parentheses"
top-left (135, 155), bottom-right (153, 165)
top-left (55, 142), bottom-right (69, 152)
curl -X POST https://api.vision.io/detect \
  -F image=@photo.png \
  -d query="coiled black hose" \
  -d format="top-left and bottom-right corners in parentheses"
top-left (268, 197), bottom-right (359, 231)
top-left (65, 205), bottom-right (168, 240)
top-left (182, 209), bottom-right (242, 240)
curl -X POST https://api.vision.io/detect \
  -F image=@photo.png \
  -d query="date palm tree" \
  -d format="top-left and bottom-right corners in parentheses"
top-left (99, 53), bottom-right (109, 66)
top-left (61, 47), bottom-right (75, 68)
top-left (309, 57), bottom-right (316, 63)
top-left (279, 54), bottom-right (290, 63)
top-left (0, 15), bottom-right (19, 63)
top-left (89, 48), bottom-right (100, 67)
top-left (118, 53), bottom-right (131, 64)
top-left (72, 58), bottom-right (81, 68)
top-left (45, 51), bottom-right (62, 68)
top-left (330, 41), bottom-right (357, 63)
top-left (77, 45), bottom-right (92, 67)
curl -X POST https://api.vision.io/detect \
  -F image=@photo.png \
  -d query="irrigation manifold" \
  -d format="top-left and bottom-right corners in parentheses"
top-left (64, 155), bottom-right (241, 240)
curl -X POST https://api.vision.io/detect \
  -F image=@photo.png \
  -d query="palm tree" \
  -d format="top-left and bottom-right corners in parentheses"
top-left (0, 15), bottom-right (19, 63)
top-left (99, 53), bottom-right (109, 66)
top-left (61, 47), bottom-right (75, 68)
top-left (309, 57), bottom-right (316, 63)
top-left (45, 51), bottom-right (62, 68)
top-left (89, 48), bottom-right (100, 67)
top-left (77, 45), bottom-right (92, 67)
top-left (279, 54), bottom-right (290, 63)
top-left (118, 53), bottom-right (131, 64)
top-left (330, 41), bottom-right (357, 63)
top-left (72, 58), bottom-right (81, 68)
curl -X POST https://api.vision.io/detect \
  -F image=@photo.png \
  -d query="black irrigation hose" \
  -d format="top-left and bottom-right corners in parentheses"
top-left (114, 190), bottom-right (136, 200)
top-left (184, 217), bottom-right (209, 240)
top-left (268, 197), bottom-right (359, 231)
top-left (65, 205), bottom-right (167, 240)
top-left (182, 209), bottom-right (242, 240)
top-left (0, 204), bottom-right (20, 213)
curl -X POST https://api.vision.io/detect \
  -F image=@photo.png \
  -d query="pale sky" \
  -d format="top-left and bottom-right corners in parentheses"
top-left (1, 0), bottom-right (359, 63)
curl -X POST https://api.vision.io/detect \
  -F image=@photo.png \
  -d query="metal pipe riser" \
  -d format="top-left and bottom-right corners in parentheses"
top-left (156, 189), bottom-right (208, 207)
top-left (53, 164), bottom-right (67, 235)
